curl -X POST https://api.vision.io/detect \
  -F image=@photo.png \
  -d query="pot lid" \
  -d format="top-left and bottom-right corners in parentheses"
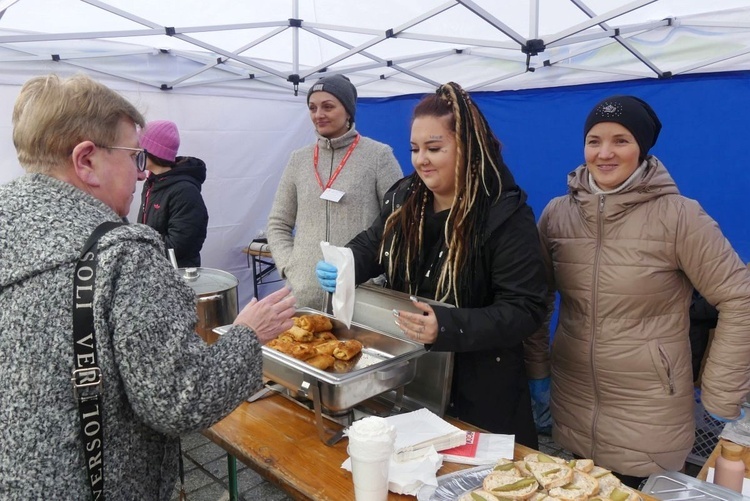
top-left (179, 267), bottom-right (238, 295)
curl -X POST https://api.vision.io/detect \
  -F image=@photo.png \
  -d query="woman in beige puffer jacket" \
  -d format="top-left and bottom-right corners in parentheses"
top-left (531, 95), bottom-right (750, 487)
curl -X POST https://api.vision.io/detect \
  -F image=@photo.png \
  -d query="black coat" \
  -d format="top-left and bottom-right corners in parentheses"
top-left (138, 156), bottom-right (209, 268)
top-left (348, 173), bottom-right (548, 447)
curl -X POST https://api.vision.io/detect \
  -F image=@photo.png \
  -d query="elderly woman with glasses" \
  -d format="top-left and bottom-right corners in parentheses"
top-left (0, 74), bottom-right (296, 500)
top-left (137, 120), bottom-right (209, 268)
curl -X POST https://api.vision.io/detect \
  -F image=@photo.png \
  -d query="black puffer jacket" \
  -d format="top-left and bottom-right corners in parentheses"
top-left (138, 156), bottom-right (208, 268)
top-left (348, 172), bottom-right (548, 447)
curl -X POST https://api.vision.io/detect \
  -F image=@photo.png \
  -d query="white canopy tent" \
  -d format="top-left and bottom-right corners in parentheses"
top-left (1, 0), bottom-right (749, 305)
top-left (1, 0), bottom-right (750, 96)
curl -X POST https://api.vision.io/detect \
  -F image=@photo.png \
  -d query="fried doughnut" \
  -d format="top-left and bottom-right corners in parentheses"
top-left (298, 314), bottom-right (333, 333)
top-left (314, 340), bottom-right (340, 356)
top-left (332, 339), bottom-right (363, 361)
top-left (288, 325), bottom-right (313, 343)
top-left (306, 354), bottom-right (335, 370)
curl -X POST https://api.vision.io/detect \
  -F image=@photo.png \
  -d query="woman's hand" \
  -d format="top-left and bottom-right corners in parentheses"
top-left (394, 296), bottom-right (438, 344)
top-left (234, 286), bottom-right (296, 344)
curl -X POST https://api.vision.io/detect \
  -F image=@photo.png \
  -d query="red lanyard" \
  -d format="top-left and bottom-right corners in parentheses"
top-left (313, 134), bottom-right (360, 191)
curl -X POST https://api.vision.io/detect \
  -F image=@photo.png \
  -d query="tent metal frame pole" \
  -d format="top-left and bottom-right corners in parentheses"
top-left (530, 0), bottom-right (540, 40)
top-left (568, 0), bottom-right (665, 77)
top-left (292, 0), bottom-right (299, 76)
top-left (457, 0), bottom-right (526, 46)
top-left (545, 0), bottom-right (658, 46)
top-left (301, 2), bottom-right (456, 80)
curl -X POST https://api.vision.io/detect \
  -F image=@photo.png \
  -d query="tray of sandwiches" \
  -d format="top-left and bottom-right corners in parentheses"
top-left (262, 307), bottom-right (425, 413)
top-left (418, 452), bottom-right (645, 501)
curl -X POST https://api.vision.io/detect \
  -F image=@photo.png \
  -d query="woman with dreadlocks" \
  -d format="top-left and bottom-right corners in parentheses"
top-left (315, 82), bottom-right (547, 447)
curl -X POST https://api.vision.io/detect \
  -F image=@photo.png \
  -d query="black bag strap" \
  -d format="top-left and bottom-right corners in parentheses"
top-left (72, 221), bottom-right (124, 501)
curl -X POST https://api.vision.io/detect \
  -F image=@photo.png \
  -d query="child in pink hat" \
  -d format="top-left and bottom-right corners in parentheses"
top-left (138, 120), bottom-right (209, 267)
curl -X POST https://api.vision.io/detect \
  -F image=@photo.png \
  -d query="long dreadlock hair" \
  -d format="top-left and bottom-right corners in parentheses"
top-left (380, 82), bottom-right (505, 306)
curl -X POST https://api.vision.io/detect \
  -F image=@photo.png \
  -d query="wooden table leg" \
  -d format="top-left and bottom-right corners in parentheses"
top-left (228, 454), bottom-right (239, 500)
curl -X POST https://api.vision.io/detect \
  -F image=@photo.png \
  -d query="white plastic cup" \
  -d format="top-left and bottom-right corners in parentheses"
top-left (348, 444), bottom-right (392, 501)
top-left (346, 416), bottom-right (396, 501)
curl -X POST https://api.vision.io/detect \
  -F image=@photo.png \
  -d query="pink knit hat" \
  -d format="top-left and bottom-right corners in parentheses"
top-left (139, 120), bottom-right (180, 162)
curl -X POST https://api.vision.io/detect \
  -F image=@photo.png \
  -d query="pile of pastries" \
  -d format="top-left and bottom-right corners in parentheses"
top-left (266, 314), bottom-right (363, 371)
top-left (460, 453), bottom-right (643, 501)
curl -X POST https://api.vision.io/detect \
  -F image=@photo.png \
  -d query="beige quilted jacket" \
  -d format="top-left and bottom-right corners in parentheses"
top-left (530, 157), bottom-right (750, 477)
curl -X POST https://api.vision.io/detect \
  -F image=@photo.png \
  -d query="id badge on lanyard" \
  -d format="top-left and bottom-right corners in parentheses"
top-left (313, 134), bottom-right (360, 202)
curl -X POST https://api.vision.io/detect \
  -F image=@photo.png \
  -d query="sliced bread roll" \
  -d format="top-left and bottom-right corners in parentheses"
top-left (459, 489), bottom-right (501, 501)
top-left (526, 461), bottom-right (574, 490)
top-left (548, 471), bottom-right (600, 501)
top-left (603, 485), bottom-right (642, 501)
top-left (566, 459), bottom-right (594, 473)
top-left (524, 453), bottom-right (567, 465)
top-left (596, 473), bottom-right (622, 497)
top-left (490, 459), bottom-right (522, 476)
top-left (514, 460), bottom-right (533, 477)
top-left (529, 492), bottom-right (564, 501)
top-left (588, 466), bottom-right (613, 480)
top-left (482, 472), bottom-right (539, 500)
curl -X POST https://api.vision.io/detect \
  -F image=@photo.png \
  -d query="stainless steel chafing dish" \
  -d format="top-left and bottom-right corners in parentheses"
top-left (261, 304), bottom-right (425, 443)
top-left (219, 283), bottom-right (454, 445)
top-left (262, 306), bottom-right (424, 411)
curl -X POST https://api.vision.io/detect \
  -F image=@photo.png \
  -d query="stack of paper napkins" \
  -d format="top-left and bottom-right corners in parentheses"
top-left (385, 408), bottom-right (467, 462)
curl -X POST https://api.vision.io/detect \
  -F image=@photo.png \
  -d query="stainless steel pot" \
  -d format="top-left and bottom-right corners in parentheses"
top-left (179, 267), bottom-right (239, 344)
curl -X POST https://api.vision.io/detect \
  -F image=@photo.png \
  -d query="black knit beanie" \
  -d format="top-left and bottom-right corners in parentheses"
top-left (307, 74), bottom-right (357, 123)
top-left (583, 95), bottom-right (662, 161)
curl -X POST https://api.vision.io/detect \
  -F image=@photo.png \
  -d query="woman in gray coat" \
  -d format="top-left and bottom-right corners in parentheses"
top-left (0, 74), bottom-right (296, 500)
top-left (267, 74), bottom-right (403, 310)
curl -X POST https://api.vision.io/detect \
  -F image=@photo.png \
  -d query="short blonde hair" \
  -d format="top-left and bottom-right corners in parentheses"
top-left (12, 73), bottom-right (145, 174)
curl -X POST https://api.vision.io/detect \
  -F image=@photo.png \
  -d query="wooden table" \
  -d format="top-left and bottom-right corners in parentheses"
top-left (205, 392), bottom-right (656, 500)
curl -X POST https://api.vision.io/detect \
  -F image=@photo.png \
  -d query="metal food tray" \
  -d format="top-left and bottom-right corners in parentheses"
top-left (641, 471), bottom-right (748, 501)
top-left (262, 308), bottom-right (425, 438)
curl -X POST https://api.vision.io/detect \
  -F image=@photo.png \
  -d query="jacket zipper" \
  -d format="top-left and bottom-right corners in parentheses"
top-left (141, 183), bottom-right (153, 224)
top-left (589, 194), bottom-right (605, 458)
top-left (658, 345), bottom-right (676, 394)
top-left (324, 138), bottom-right (333, 242)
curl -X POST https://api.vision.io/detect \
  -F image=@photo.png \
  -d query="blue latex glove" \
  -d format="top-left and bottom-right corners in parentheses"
top-left (528, 377), bottom-right (552, 433)
top-left (315, 261), bottom-right (338, 293)
top-left (708, 407), bottom-right (746, 423)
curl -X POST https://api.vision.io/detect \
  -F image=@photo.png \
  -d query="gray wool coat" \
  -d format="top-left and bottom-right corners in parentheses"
top-left (267, 126), bottom-right (403, 309)
top-left (0, 174), bottom-right (264, 500)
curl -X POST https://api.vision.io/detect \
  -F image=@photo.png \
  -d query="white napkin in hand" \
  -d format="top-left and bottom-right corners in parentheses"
top-left (320, 241), bottom-right (355, 328)
top-left (341, 447), bottom-right (443, 496)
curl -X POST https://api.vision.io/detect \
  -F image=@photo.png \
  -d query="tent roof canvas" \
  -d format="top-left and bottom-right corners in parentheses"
top-left (2, 0), bottom-right (750, 97)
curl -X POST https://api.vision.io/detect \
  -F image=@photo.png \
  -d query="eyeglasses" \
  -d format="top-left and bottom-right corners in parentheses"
top-left (97, 145), bottom-right (148, 172)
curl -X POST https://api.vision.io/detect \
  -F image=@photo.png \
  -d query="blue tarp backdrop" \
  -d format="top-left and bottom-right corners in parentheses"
top-left (357, 70), bottom-right (750, 264)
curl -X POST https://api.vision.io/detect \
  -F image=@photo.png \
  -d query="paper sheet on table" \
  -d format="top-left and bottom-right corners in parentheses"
top-left (440, 431), bottom-right (515, 465)
top-left (320, 241), bottom-right (355, 328)
top-left (341, 446), bottom-right (442, 496)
